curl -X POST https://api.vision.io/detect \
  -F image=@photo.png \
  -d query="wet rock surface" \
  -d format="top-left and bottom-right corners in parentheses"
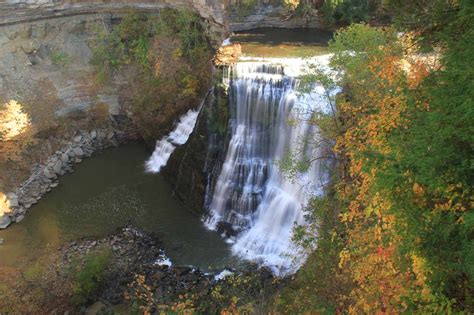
top-left (162, 86), bottom-right (229, 216)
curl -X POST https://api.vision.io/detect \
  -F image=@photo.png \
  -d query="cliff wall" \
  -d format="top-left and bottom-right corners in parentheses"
top-left (0, 0), bottom-right (226, 27)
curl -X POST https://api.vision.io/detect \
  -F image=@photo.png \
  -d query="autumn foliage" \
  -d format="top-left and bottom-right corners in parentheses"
top-left (280, 15), bottom-right (473, 313)
top-left (333, 21), bottom-right (473, 312)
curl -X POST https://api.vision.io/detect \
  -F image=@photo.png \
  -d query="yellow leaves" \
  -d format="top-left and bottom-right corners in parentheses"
top-left (173, 47), bottom-right (183, 60)
top-left (181, 75), bottom-right (199, 98)
top-left (411, 254), bottom-right (432, 298)
top-left (431, 183), bottom-right (472, 214)
top-left (412, 182), bottom-right (427, 207)
top-left (399, 31), bottom-right (420, 56)
top-left (332, 33), bottom-right (431, 314)
top-left (339, 249), bottom-right (351, 269)
top-left (283, 0), bottom-right (300, 11)
top-left (0, 100), bottom-right (31, 141)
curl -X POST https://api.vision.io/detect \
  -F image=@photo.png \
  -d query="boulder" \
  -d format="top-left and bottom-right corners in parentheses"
top-left (73, 147), bottom-right (84, 157)
top-left (53, 160), bottom-right (63, 175)
top-left (67, 149), bottom-right (76, 157)
top-left (28, 180), bottom-right (42, 197)
top-left (7, 193), bottom-right (19, 208)
top-left (44, 167), bottom-right (56, 179)
top-left (61, 153), bottom-right (69, 163)
top-left (0, 215), bottom-right (11, 229)
top-left (15, 214), bottom-right (25, 223)
top-left (73, 135), bottom-right (82, 143)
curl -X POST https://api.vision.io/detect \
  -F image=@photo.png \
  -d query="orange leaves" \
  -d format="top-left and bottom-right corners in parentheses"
top-left (376, 246), bottom-right (394, 261)
top-left (407, 60), bottom-right (430, 88)
top-left (332, 29), bottom-right (435, 314)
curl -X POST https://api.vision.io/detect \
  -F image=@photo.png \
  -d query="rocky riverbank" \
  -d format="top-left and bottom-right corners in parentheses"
top-left (0, 124), bottom-right (136, 229)
top-left (0, 225), bottom-right (280, 313)
top-left (65, 227), bottom-right (278, 314)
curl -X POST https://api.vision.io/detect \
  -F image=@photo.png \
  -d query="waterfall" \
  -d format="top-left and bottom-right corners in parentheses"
top-left (205, 55), bottom-right (334, 275)
top-left (146, 108), bottom-right (200, 173)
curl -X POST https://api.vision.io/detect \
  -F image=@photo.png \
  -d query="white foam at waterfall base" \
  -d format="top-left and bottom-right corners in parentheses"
top-left (214, 269), bottom-right (234, 281)
top-left (145, 108), bottom-right (200, 173)
top-left (205, 54), bottom-right (335, 276)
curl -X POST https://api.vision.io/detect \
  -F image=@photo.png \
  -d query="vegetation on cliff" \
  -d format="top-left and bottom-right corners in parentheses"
top-left (91, 9), bottom-right (213, 144)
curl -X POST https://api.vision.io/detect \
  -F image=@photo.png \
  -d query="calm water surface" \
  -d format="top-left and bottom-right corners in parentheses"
top-left (232, 27), bottom-right (333, 57)
top-left (0, 142), bottom-right (234, 270)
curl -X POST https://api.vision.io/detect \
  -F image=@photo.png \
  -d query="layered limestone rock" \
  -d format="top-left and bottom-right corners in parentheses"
top-left (0, 1), bottom-right (226, 28)
top-left (0, 14), bottom-right (122, 118)
top-left (0, 0), bottom-right (320, 31)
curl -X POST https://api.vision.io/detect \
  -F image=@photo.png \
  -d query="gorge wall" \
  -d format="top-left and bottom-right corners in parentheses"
top-left (0, 0), bottom-right (321, 225)
top-left (0, 1), bottom-right (226, 27)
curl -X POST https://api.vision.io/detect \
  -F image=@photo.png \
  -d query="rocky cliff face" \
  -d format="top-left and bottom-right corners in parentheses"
top-left (0, 0), bottom-right (226, 27)
top-left (162, 81), bottom-right (230, 216)
top-left (0, 13), bottom-right (140, 197)
top-left (0, 1), bottom-right (227, 118)
top-left (0, 14), bottom-right (120, 118)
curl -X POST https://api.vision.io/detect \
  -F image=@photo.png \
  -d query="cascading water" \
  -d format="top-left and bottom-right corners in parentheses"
top-left (205, 55), bottom-right (334, 275)
top-left (146, 108), bottom-right (200, 173)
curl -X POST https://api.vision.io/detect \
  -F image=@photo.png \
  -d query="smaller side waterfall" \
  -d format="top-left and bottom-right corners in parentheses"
top-left (146, 108), bottom-right (200, 173)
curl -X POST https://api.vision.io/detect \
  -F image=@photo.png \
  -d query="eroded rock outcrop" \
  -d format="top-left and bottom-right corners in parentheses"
top-left (213, 43), bottom-right (242, 66)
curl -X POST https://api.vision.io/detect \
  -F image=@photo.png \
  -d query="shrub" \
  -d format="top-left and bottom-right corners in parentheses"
top-left (51, 50), bottom-right (70, 67)
top-left (71, 248), bottom-right (112, 306)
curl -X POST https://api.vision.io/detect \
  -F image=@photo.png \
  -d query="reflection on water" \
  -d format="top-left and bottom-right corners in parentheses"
top-left (233, 27), bottom-right (333, 57)
top-left (0, 142), bottom-right (234, 270)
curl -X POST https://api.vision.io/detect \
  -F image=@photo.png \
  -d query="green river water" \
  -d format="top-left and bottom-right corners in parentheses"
top-left (0, 143), bottom-right (235, 270)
